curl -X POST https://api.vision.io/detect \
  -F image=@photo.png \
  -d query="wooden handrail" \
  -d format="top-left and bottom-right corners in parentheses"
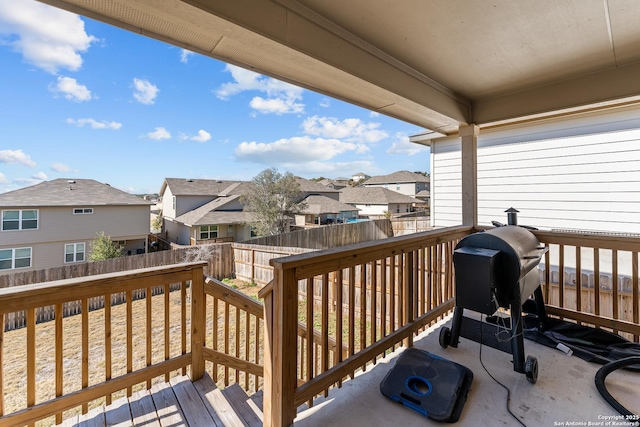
top-left (270, 225), bottom-right (472, 279)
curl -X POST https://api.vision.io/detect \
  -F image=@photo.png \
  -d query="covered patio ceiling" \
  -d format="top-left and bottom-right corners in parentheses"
top-left (40, 0), bottom-right (640, 137)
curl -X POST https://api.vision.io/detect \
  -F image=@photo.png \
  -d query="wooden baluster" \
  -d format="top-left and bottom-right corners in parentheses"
top-left (321, 273), bottom-right (329, 396)
top-left (126, 291), bottom-right (132, 397)
top-left (594, 249), bottom-right (600, 319)
top-left (612, 250), bottom-right (619, 335)
top-left (348, 266), bottom-right (355, 379)
top-left (306, 277), bottom-right (314, 397)
top-left (559, 245), bottom-right (565, 310)
top-left (633, 252), bottom-right (639, 342)
top-left (181, 281), bottom-right (187, 376)
top-left (105, 294), bottom-right (112, 404)
top-left (335, 269), bottom-right (344, 384)
top-left (360, 264), bottom-right (367, 370)
top-left (55, 303), bottom-right (63, 423)
top-left (371, 261), bottom-right (378, 363)
top-left (191, 272), bottom-right (205, 381)
top-left (27, 308), bottom-right (35, 427)
top-left (146, 286), bottom-right (152, 389)
top-left (164, 283), bottom-right (170, 382)
top-left (576, 246), bottom-right (582, 321)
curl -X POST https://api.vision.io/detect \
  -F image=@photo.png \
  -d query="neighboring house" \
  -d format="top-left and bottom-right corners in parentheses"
top-left (317, 178), bottom-right (347, 190)
top-left (295, 194), bottom-right (360, 226)
top-left (351, 172), bottom-right (371, 183)
top-left (159, 177), bottom-right (341, 245)
top-left (425, 104), bottom-right (640, 233)
top-left (363, 170), bottom-right (430, 204)
top-left (295, 178), bottom-right (340, 200)
top-left (159, 178), bottom-right (253, 245)
top-left (0, 179), bottom-right (151, 273)
top-left (339, 187), bottom-right (420, 218)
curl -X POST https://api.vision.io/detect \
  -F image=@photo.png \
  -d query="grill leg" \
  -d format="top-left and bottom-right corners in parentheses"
top-left (448, 306), bottom-right (464, 348)
top-left (510, 301), bottom-right (526, 373)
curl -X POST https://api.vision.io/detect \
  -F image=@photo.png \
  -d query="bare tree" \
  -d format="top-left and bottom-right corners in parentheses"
top-left (241, 168), bottom-right (307, 236)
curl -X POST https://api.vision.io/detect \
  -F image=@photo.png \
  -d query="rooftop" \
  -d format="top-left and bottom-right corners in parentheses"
top-left (339, 186), bottom-right (421, 204)
top-left (0, 178), bottom-right (151, 207)
top-left (364, 170), bottom-right (430, 185)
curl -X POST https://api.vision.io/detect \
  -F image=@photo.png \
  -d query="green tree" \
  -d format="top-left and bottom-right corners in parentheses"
top-left (151, 214), bottom-right (163, 232)
top-left (240, 168), bottom-right (308, 236)
top-left (88, 231), bottom-right (124, 261)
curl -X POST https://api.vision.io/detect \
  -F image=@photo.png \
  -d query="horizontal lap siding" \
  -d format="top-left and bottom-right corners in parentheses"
top-left (477, 128), bottom-right (640, 232)
top-left (431, 139), bottom-right (461, 226)
top-left (431, 106), bottom-right (640, 231)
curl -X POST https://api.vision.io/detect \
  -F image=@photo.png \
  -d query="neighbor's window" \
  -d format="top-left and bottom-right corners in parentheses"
top-left (2, 209), bottom-right (38, 231)
top-left (73, 208), bottom-right (93, 214)
top-left (65, 243), bottom-right (85, 263)
top-left (396, 184), bottom-right (401, 190)
top-left (200, 225), bottom-right (218, 239)
top-left (0, 247), bottom-right (32, 270)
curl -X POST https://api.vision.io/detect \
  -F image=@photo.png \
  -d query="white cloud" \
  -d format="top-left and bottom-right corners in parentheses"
top-left (133, 78), bottom-right (159, 105)
top-left (147, 127), bottom-right (171, 140)
top-left (14, 171), bottom-right (47, 185)
top-left (190, 129), bottom-right (211, 143)
top-left (0, 0), bottom-right (96, 73)
top-left (180, 49), bottom-right (194, 63)
top-left (51, 163), bottom-right (70, 172)
top-left (235, 136), bottom-right (356, 165)
top-left (318, 98), bottom-right (331, 108)
top-left (50, 76), bottom-right (92, 102)
top-left (0, 172), bottom-right (7, 184)
top-left (370, 111), bottom-right (380, 117)
top-left (302, 116), bottom-right (388, 143)
top-left (249, 96), bottom-right (304, 115)
top-left (66, 117), bottom-right (122, 129)
top-left (387, 134), bottom-right (429, 155)
top-left (216, 64), bottom-right (304, 115)
top-left (0, 149), bottom-right (36, 167)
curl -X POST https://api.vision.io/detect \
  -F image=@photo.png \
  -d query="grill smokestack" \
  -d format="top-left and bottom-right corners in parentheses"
top-left (505, 207), bottom-right (519, 226)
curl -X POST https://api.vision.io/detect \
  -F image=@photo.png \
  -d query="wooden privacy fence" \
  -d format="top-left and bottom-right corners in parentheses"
top-left (1, 244), bottom-right (234, 332)
top-left (233, 244), bottom-right (314, 285)
top-left (243, 219), bottom-right (393, 248)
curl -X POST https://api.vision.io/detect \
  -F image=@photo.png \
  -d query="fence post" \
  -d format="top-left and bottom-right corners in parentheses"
top-left (190, 269), bottom-right (205, 381)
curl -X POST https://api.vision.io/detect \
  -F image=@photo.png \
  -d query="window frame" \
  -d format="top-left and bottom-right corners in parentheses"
top-left (0, 247), bottom-right (32, 270)
top-left (73, 208), bottom-right (94, 215)
top-left (199, 225), bottom-right (218, 240)
top-left (64, 242), bottom-right (85, 263)
top-left (1, 209), bottom-right (39, 231)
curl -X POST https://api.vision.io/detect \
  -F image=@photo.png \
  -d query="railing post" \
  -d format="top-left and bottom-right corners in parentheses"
top-left (264, 266), bottom-right (298, 426)
top-left (190, 271), bottom-right (205, 381)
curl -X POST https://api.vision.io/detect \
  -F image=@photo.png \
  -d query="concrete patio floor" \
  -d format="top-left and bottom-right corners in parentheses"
top-left (294, 314), bottom-right (640, 427)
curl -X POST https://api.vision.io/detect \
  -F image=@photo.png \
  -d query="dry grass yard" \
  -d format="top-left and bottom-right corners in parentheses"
top-left (1, 279), bottom-right (261, 426)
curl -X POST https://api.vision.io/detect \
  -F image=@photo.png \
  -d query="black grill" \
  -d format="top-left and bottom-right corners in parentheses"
top-left (439, 224), bottom-right (548, 384)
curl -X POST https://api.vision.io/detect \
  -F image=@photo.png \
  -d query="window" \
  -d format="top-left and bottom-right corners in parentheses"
top-left (173, 196), bottom-right (176, 210)
top-left (73, 208), bottom-right (93, 214)
top-left (0, 247), bottom-right (32, 270)
top-left (2, 209), bottom-right (38, 231)
top-left (396, 184), bottom-right (401, 190)
top-left (228, 225), bottom-right (233, 235)
top-left (200, 225), bottom-right (218, 239)
top-left (65, 243), bottom-right (85, 263)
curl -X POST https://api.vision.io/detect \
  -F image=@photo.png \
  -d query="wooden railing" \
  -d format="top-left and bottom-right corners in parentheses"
top-left (533, 230), bottom-right (640, 340)
top-left (261, 225), bottom-right (474, 426)
top-left (0, 262), bottom-right (207, 427)
top-left (3, 226), bottom-right (639, 427)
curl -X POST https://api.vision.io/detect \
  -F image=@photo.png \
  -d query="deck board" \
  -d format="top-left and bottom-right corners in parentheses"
top-left (170, 376), bottom-right (218, 427)
top-left (150, 381), bottom-right (187, 427)
top-left (128, 389), bottom-right (160, 427)
top-left (104, 396), bottom-right (132, 427)
top-left (54, 375), bottom-right (262, 427)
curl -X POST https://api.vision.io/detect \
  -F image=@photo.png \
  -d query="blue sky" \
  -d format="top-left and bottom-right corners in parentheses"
top-left (0, 0), bottom-right (429, 195)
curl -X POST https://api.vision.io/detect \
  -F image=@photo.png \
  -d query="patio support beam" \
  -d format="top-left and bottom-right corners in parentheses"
top-left (460, 124), bottom-right (479, 227)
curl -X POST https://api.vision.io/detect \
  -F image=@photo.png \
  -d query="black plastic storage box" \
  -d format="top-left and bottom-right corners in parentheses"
top-left (380, 348), bottom-right (473, 423)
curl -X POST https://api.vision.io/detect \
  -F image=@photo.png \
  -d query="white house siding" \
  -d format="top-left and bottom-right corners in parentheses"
top-left (430, 105), bottom-right (640, 233)
top-left (431, 139), bottom-right (462, 227)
